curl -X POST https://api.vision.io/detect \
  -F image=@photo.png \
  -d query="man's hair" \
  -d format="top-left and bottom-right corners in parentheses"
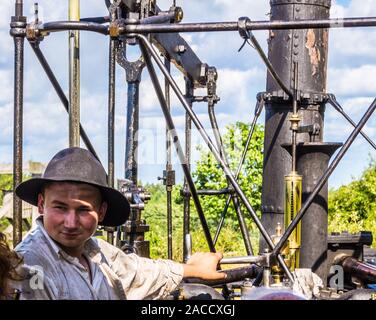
top-left (0, 233), bottom-right (23, 300)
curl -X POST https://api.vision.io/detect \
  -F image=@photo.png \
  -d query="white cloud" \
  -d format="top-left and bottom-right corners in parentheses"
top-left (328, 65), bottom-right (376, 96)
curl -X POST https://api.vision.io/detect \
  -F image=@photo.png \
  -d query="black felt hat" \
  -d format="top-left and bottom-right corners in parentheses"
top-left (15, 147), bottom-right (130, 227)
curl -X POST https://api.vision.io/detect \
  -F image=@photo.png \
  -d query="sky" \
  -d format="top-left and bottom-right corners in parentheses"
top-left (0, 0), bottom-right (375, 190)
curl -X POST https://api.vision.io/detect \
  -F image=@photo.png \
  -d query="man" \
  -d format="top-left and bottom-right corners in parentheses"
top-left (14, 147), bottom-right (226, 300)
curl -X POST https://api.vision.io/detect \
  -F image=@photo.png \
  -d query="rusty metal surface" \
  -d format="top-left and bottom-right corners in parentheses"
top-left (12, 35), bottom-right (24, 247)
top-left (340, 256), bottom-right (376, 285)
top-left (108, 38), bottom-right (116, 188)
top-left (260, 0), bottom-right (330, 256)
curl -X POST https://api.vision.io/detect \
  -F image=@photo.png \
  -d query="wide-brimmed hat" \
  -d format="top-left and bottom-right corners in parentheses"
top-left (15, 147), bottom-right (130, 227)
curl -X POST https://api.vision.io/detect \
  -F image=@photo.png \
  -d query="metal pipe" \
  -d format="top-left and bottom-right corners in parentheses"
top-left (184, 265), bottom-right (262, 287)
top-left (197, 189), bottom-right (231, 196)
top-left (208, 103), bottom-right (253, 255)
top-left (15, 0), bottom-right (23, 17)
top-left (137, 34), bottom-right (293, 282)
top-left (29, 43), bottom-right (100, 162)
top-left (338, 256), bottom-right (376, 285)
top-left (183, 78), bottom-right (193, 261)
top-left (213, 98), bottom-right (264, 245)
top-left (291, 62), bottom-right (299, 173)
top-left (220, 255), bottom-right (266, 265)
top-left (39, 21), bottom-right (109, 35)
top-left (106, 37), bottom-right (117, 245)
top-left (124, 17), bottom-right (376, 34)
top-left (141, 12), bottom-right (176, 25)
top-left (69, 0), bottom-right (80, 147)
top-left (165, 57), bottom-right (173, 260)
top-left (327, 94), bottom-right (376, 151)
top-left (139, 42), bottom-right (216, 253)
top-left (12, 14), bottom-right (25, 247)
top-left (80, 16), bottom-right (110, 24)
top-left (273, 98), bottom-right (376, 256)
top-left (108, 38), bottom-right (116, 188)
top-left (125, 82), bottom-right (139, 185)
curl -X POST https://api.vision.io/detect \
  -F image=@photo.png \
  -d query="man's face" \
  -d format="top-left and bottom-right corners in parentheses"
top-left (37, 182), bottom-right (107, 252)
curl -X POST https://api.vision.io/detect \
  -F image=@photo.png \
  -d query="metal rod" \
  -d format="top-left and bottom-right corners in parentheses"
top-left (184, 265), bottom-right (262, 287)
top-left (15, 0), bottom-right (23, 17)
top-left (108, 38), bottom-right (116, 188)
top-left (106, 37), bottom-right (117, 245)
top-left (141, 12), bottom-right (176, 25)
top-left (208, 103), bottom-right (253, 255)
top-left (213, 98), bottom-right (264, 245)
top-left (39, 21), bottom-right (109, 35)
top-left (137, 34), bottom-right (293, 282)
top-left (80, 16), bottom-right (110, 23)
top-left (292, 62), bottom-right (299, 173)
top-left (69, 0), bottom-right (80, 147)
top-left (183, 78), bottom-right (193, 261)
top-left (139, 42), bottom-right (216, 253)
top-left (124, 17), bottom-right (376, 34)
top-left (124, 82), bottom-right (140, 184)
top-left (220, 255), bottom-right (266, 265)
top-left (248, 33), bottom-right (292, 98)
top-left (327, 94), bottom-right (376, 151)
top-left (12, 16), bottom-right (25, 247)
top-left (273, 98), bottom-right (376, 256)
top-left (29, 42), bottom-right (101, 162)
top-left (165, 57), bottom-right (173, 260)
top-left (197, 189), bottom-right (231, 196)
top-left (338, 256), bottom-right (376, 284)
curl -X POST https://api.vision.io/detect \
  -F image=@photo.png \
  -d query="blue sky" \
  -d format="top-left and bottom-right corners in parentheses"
top-left (0, 0), bottom-right (375, 190)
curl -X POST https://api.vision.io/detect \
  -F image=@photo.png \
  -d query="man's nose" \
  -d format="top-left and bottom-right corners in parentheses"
top-left (64, 210), bottom-right (79, 229)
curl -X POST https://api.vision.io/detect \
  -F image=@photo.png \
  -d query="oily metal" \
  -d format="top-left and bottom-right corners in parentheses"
top-left (11, 0), bottom-right (26, 246)
top-left (260, 0), bottom-right (330, 280)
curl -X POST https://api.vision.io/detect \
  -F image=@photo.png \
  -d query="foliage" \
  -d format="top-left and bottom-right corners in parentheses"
top-left (143, 183), bottom-right (251, 260)
top-left (192, 121), bottom-right (264, 243)
top-left (328, 157), bottom-right (376, 247)
top-left (142, 119), bottom-right (265, 259)
top-left (0, 174), bottom-right (13, 205)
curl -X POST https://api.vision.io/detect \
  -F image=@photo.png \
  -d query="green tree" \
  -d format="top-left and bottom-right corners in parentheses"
top-left (192, 121), bottom-right (264, 249)
top-left (328, 157), bottom-right (376, 247)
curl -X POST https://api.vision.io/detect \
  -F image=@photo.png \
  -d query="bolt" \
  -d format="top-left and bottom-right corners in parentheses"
top-left (174, 44), bottom-right (186, 54)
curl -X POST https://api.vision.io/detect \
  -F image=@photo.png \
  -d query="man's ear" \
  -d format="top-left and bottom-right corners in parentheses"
top-left (37, 193), bottom-right (45, 215)
top-left (98, 201), bottom-right (108, 222)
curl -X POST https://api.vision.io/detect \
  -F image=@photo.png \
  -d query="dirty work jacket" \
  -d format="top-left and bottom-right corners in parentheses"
top-left (14, 217), bottom-right (184, 300)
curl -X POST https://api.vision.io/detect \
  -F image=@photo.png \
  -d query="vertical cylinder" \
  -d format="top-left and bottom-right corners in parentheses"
top-left (124, 82), bottom-right (139, 184)
top-left (69, 0), bottom-right (80, 147)
top-left (12, 0), bottom-right (26, 247)
top-left (284, 172), bottom-right (302, 270)
top-left (13, 37), bottom-right (24, 247)
top-left (106, 38), bottom-right (116, 245)
top-left (15, 0), bottom-right (23, 17)
top-left (108, 39), bottom-right (116, 188)
top-left (165, 58), bottom-right (173, 260)
top-left (260, 0), bottom-right (331, 254)
top-left (295, 143), bottom-right (341, 282)
top-left (183, 78), bottom-right (193, 263)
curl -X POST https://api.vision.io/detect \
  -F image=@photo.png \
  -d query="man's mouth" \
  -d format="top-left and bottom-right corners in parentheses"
top-left (61, 232), bottom-right (81, 237)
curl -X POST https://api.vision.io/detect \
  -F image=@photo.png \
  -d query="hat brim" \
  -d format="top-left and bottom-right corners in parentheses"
top-left (15, 178), bottom-right (130, 227)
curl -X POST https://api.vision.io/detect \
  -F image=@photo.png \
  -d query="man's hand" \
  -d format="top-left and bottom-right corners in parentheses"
top-left (182, 252), bottom-right (227, 280)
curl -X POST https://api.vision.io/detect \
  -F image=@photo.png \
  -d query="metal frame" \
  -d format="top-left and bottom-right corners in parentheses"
top-left (10, 0), bottom-right (376, 286)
